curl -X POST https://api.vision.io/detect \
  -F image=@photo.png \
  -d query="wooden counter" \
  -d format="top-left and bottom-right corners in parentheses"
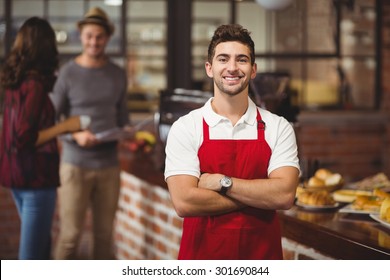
top-left (279, 206), bottom-right (390, 259)
top-left (119, 147), bottom-right (166, 188)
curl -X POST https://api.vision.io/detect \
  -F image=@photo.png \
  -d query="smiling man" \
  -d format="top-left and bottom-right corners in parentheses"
top-left (51, 7), bottom-right (129, 260)
top-left (164, 24), bottom-right (300, 260)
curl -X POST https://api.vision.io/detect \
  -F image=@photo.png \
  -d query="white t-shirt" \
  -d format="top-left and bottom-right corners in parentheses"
top-left (164, 97), bottom-right (300, 180)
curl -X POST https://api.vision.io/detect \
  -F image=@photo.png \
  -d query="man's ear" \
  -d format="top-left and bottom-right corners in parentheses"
top-left (251, 63), bottom-right (257, 79)
top-left (205, 62), bottom-right (213, 78)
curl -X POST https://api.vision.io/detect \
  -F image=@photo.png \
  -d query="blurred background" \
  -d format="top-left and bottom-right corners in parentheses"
top-left (0, 0), bottom-right (381, 113)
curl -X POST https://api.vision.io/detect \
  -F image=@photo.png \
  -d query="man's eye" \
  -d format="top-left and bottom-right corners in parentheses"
top-left (218, 58), bottom-right (227, 63)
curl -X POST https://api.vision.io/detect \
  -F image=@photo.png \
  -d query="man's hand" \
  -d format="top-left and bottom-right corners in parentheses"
top-left (198, 173), bottom-right (224, 192)
top-left (72, 130), bottom-right (99, 147)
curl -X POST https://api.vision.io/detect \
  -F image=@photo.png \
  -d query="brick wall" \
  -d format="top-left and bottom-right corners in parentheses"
top-left (114, 172), bottom-right (181, 259)
top-left (295, 112), bottom-right (387, 182)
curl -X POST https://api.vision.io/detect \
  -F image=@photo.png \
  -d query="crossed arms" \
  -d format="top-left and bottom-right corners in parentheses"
top-left (166, 166), bottom-right (299, 217)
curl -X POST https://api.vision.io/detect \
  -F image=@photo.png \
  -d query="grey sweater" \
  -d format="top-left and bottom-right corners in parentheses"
top-left (51, 60), bottom-right (129, 169)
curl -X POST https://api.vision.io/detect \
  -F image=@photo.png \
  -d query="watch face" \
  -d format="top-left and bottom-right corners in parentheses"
top-left (221, 176), bottom-right (232, 187)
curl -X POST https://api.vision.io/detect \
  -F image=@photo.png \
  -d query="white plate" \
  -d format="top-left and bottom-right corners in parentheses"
top-left (296, 201), bottom-right (340, 210)
top-left (338, 203), bottom-right (379, 214)
top-left (369, 214), bottom-right (390, 229)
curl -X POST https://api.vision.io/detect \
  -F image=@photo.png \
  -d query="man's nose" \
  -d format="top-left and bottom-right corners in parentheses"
top-left (227, 60), bottom-right (238, 71)
top-left (90, 37), bottom-right (99, 44)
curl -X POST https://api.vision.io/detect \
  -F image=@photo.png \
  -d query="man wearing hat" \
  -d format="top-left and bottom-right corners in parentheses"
top-left (51, 7), bottom-right (129, 259)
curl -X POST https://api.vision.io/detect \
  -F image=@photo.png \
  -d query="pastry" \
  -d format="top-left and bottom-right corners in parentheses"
top-left (332, 189), bottom-right (372, 203)
top-left (373, 188), bottom-right (390, 199)
top-left (379, 197), bottom-right (390, 222)
top-left (297, 190), bottom-right (335, 206)
top-left (352, 195), bottom-right (382, 212)
top-left (306, 169), bottom-right (343, 190)
top-left (353, 172), bottom-right (390, 190)
top-left (324, 173), bottom-right (343, 187)
top-left (295, 184), bottom-right (305, 197)
top-left (314, 168), bottom-right (333, 181)
top-left (307, 176), bottom-right (325, 188)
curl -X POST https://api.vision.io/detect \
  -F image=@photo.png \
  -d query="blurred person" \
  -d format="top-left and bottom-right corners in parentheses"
top-left (0, 17), bottom-right (83, 260)
top-left (164, 24), bottom-right (300, 260)
top-left (51, 7), bottom-right (129, 260)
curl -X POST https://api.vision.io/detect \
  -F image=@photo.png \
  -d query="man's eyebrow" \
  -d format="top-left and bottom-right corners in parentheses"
top-left (215, 53), bottom-right (250, 59)
top-left (215, 53), bottom-right (229, 58)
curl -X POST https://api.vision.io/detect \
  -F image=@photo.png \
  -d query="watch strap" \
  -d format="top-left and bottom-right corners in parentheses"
top-left (220, 185), bottom-right (229, 195)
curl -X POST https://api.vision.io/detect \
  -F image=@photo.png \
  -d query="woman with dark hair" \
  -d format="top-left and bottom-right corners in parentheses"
top-left (0, 17), bottom-right (85, 259)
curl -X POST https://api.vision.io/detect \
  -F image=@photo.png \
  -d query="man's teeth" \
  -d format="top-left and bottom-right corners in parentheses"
top-left (225, 77), bottom-right (240, 80)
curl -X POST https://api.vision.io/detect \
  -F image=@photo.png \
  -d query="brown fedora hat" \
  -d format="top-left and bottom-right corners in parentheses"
top-left (77, 7), bottom-right (115, 35)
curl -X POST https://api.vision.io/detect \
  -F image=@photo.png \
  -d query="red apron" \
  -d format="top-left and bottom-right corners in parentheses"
top-left (178, 110), bottom-right (283, 260)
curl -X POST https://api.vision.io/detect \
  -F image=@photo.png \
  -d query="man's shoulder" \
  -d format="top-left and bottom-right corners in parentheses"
top-left (58, 60), bottom-right (77, 74)
top-left (107, 60), bottom-right (126, 72)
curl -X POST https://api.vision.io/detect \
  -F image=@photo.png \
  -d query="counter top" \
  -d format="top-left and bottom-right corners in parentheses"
top-left (279, 206), bottom-right (390, 259)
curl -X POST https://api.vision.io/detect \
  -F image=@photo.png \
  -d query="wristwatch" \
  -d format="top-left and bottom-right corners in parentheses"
top-left (220, 176), bottom-right (232, 195)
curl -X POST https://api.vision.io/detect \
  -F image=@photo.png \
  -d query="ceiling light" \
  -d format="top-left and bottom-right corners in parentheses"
top-left (104, 0), bottom-right (122, 6)
top-left (255, 0), bottom-right (294, 11)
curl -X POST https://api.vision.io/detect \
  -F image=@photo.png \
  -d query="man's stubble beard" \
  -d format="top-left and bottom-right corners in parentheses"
top-left (214, 78), bottom-right (249, 97)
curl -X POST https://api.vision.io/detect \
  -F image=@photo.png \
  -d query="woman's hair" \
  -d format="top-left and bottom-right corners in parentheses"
top-left (0, 17), bottom-right (59, 89)
top-left (207, 24), bottom-right (255, 65)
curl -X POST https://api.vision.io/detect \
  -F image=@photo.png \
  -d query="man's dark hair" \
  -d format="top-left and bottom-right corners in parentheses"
top-left (207, 24), bottom-right (255, 65)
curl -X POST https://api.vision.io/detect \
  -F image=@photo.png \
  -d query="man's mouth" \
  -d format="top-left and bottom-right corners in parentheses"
top-left (224, 76), bottom-right (241, 81)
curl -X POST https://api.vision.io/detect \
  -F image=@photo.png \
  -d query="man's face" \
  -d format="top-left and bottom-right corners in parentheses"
top-left (205, 41), bottom-right (257, 97)
top-left (79, 24), bottom-right (110, 58)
